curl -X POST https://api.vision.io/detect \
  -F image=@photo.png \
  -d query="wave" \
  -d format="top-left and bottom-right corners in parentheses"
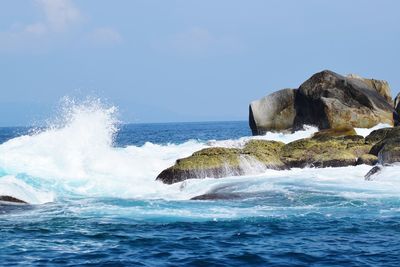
top-left (0, 99), bottom-right (395, 204)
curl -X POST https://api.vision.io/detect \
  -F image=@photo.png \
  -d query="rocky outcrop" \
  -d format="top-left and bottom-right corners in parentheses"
top-left (158, 69), bottom-right (400, 185)
top-left (156, 140), bottom-right (285, 184)
top-left (294, 70), bottom-right (395, 130)
top-left (249, 89), bottom-right (296, 135)
top-left (250, 70), bottom-right (396, 134)
top-left (156, 128), bottom-right (388, 184)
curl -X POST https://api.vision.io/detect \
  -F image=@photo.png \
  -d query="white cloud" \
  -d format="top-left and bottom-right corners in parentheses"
top-left (24, 22), bottom-right (47, 35)
top-left (35, 0), bottom-right (82, 32)
top-left (0, 0), bottom-right (122, 52)
top-left (87, 27), bottom-right (123, 45)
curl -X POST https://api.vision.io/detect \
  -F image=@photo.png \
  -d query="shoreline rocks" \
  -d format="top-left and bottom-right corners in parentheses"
top-left (157, 70), bottom-right (400, 185)
top-left (250, 70), bottom-right (397, 134)
top-left (156, 127), bottom-right (395, 184)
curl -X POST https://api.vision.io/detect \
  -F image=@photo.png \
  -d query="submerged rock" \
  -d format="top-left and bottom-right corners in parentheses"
top-left (0, 196), bottom-right (27, 204)
top-left (191, 193), bottom-right (242, 200)
top-left (156, 140), bottom-right (285, 184)
top-left (364, 166), bottom-right (382, 181)
top-left (250, 70), bottom-right (396, 134)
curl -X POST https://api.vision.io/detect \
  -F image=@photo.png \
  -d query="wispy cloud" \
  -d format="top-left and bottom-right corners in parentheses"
top-left (87, 27), bottom-right (123, 45)
top-left (35, 0), bottom-right (82, 32)
top-left (0, 0), bottom-right (122, 52)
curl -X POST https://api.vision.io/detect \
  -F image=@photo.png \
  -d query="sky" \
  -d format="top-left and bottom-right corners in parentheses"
top-left (0, 0), bottom-right (399, 126)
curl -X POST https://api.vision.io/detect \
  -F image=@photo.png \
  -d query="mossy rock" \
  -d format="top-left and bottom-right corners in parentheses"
top-left (365, 127), bottom-right (394, 144)
top-left (157, 147), bottom-right (242, 184)
top-left (281, 135), bottom-right (370, 168)
top-left (156, 140), bottom-right (286, 184)
top-left (356, 154), bottom-right (378, 166)
top-left (242, 140), bottom-right (285, 168)
top-left (312, 127), bottom-right (357, 140)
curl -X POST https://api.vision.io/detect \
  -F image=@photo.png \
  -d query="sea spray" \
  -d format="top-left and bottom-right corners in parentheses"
top-left (0, 99), bottom-right (398, 205)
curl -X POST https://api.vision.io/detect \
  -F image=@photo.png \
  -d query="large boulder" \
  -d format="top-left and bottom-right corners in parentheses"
top-left (249, 89), bottom-right (296, 135)
top-left (369, 127), bottom-right (400, 164)
top-left (156, 140), bottom-right (285, 184)
top-left (294, 70), bottom-right (395, 130)
top-left (250, 70), bottom-right (396, 134)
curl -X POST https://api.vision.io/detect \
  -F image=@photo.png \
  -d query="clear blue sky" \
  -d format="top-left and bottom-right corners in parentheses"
top-left (0, 0), bottom-right (399, 126)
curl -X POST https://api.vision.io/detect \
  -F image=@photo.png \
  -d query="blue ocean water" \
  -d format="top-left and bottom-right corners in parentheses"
top-left (1, 113), bottom-right (400, 266)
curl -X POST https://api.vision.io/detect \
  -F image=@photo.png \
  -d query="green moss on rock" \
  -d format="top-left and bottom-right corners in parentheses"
top-left (312, 127), bottom-right (357, 139)
top-left (242, 140), bottom-right (285, 167)
top-left (356, 154), bottom-right (378, 166)
top-left (281, 135), bottom-right (370, 168)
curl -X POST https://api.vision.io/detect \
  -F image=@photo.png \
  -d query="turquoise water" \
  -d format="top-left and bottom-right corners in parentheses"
top-left (1, 104), bottom-right (400, 266)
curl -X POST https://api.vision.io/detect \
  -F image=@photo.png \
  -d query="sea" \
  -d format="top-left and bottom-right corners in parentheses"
top-left (1, 101), bottom-right (400, 266)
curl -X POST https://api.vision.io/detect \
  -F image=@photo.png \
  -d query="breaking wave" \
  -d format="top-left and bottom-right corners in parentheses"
top-left (0, 99), bottom-right (396, 205)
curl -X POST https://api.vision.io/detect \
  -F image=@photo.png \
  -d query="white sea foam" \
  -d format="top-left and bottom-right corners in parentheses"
top-left (355, 123), bottom-right (392, 137)
top-left (0, 99), bottom-right (398, 205)
top-left (0, 175), bottom-right (54, 204)
top-left (208, 125), bottom-right (318, 148)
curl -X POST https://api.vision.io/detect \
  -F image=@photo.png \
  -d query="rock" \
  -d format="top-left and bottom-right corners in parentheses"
top-left (365, 127), bottom-right (393, 144)
top-left (0, 196), bottom-right (27, 204)
top-left (156, 147), bottom-right (241, 184)
top-left (347, 74), bottom-right (393, 104)
top-left (280, 135), bottom-right (370, 168)
top-left (249, 89), bottom-right (296, 135)
top-left (241, 140), bottom-right (286, 169)
top-left (364, 166), bottom-right (382, 181)
top-left (312, 127), bottom-right (357, 139)
top-left (394, 93), bottom-right (400, 121)
top-left (378, 139), bottom-right (400, 164)
top-left (356, 154), bottom-right (378, 166)
top-left (191, 193), bottom-right (242, 200)
top-left (369, 127), bottom-right (400, 164)
top-left (156, 140), bottom-right (285, 184)
top-left (250, 70), bottom-right (396, 134)
top-left (294, 70), bottom-right (395, 130)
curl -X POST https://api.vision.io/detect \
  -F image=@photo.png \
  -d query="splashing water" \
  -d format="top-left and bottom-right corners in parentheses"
top-left (0, 99), bottom-right (206, 203)
top-left (0, 99), bottom-right (397, 205)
